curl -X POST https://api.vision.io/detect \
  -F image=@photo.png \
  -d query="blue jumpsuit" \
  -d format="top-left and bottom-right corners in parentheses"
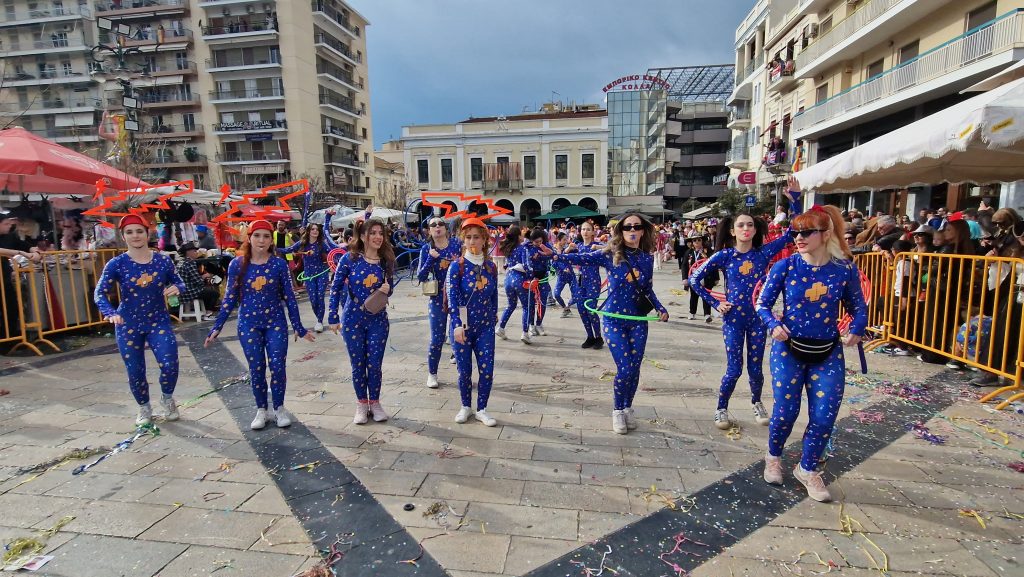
top-left (417, 239), bottom-right (463, 375)
top-left (756, 255), bottom-right (867, 471)
top-left (574, 241), bottom-right (604, 340)
top-left (499, 243), bottom-right (532, 332)
top-left (278, 216), bottom-right (338, 325)
top-left (446, 257), bottom-right (499, 410)
top-left (690, 234), bottom-right (793, 411)
top-left (211, 256), bottom-right (308, 410)
top-left (95, 253), bottom-right (185, 406)
top-left (558, 249), bottom-right (667, 410)
top-left (552, 249), bottom-right (579, 309)
top-left (329, 253), bottom-right (394, 401)
top-left (526, 243), bottom-right (554, 327)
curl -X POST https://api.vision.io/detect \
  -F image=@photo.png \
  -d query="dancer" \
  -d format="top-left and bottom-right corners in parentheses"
top-left (328, 218), bottom-right (395, 424)
top-left (552, 232), bottom-right (579, 318)
top-left (555, 213), bottom-right (669, 434)
top-left (496, 226), bottom-right (535, 344)
top-left (279, 212), bottom-right (338, 333)
top-left (690, 180), bottom-right (801, 430)
top-left (575, 221), bottom-right (604, 349)
top-left (526, 228), bottom-right (554, 336)
top-left (756, 204), bottom-right (866, 502)
top-left (95, 214), bottom-right (185, 426)
top-left (205, 220), bottom-right (313, 430)
top-left (417, 216), bottom-right (462, 389)
top-left (682, 233), bottom-right (715, 322)
top-left (447, 218), bottom-right (499, 426)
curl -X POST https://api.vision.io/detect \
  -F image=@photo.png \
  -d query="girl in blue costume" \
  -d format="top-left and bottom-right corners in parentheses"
top-left (417, 215), bottom-right (463, 389)
top-left (756, 203), bottom-right (866, 503)
top-left (278, 212), bottom-right (338, 333)
top-left (690, 178), bottom-right (801, 431)
top-left (525, 228), bottom-right (555, 337)
top-left (447, 218), bottom-right (500, 427)
top-left (554, 213), bottom-right (669, 434)
top-left (205, 220), bottom-right (314, 430)
top-left (552, 232), bottom-right (579, 318)
top-left (495, 226), bottom-right (534, 344)
top-left (574, 221), bottom-right (604, 349)
top-left (328, 217), bottom-right (396, 425)
top-left (95, 214), bottom-right (186, 426)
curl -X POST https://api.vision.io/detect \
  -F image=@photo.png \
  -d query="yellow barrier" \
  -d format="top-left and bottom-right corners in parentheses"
top-left (855, 251), bottom-right (1024, 410)
top-left (0, 255), bottom-right (39, 355)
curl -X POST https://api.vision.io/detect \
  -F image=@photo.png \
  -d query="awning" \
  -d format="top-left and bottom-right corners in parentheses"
top-left (681, 206), bottom-right (713, 220)
top-left (795, 76), bottom-right (1024, 193)
top-left (963, 59), bottom-right (1024, 93)
top-left (535, 204), bottom-right (603, 220)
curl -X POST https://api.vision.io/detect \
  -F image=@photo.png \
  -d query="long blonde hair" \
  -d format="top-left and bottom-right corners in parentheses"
top-left (792, 205), bottom-right (852, 261)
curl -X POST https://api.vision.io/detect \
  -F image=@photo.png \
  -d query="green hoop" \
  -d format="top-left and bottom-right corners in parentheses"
top-left (297, 268), bottom-right (331, 282)
top-left (583, 298), bottom-right (661, 322)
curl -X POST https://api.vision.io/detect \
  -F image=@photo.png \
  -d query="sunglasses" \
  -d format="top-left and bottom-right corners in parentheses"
top-left (428, 221), bottom-right (446, 228)
top-left (788, 229), bottom-right (825, 239)
top-left (621, 224), bottom-right (644, 232)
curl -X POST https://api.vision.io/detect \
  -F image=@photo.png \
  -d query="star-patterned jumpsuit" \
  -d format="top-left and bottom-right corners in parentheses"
top-left (552, 249), bottom-right (579, 309)
top-left (574, 240), bottom-right (604, 340)
top-left (756, 255), bottom-right (867, 471)
top-left (417, 238), bottom-right (463, 375)
top-left (558, 249), bottom-right (667, 410)
top-left (278, 215), bottom-right (338, 326)
top-left (211, 256), bottom-right (308, 410)
top-left (94, 253), bottom-right (185, 406)
top-left (526, 243), bottom-right (554, 327)
top-left (446, 257), bottom-right (499, 410)
top-left (499, 243), bottom-right (532, 332)
top-left (690, 231), bottom-right (793, 411)
top-left (329, 253), bottom-right (394, 401)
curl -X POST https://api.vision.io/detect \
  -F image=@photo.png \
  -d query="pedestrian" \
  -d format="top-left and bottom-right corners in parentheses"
top-left (417, 216), bottom-right (462, 389)
top-left (574, 221), bottom-right (604, 349)
top-left (447, 218), bottom-right (499, 426)
top-left (205, 220), bottom-right (314, 430)
top-left (196, 224), bottom-right (217, 250)
top-left (683, 233), bottom-right (715, 322)
top-left (176, 242), bottom-right (220, 319)
top-left (328, 218), bottom-right (395, 424)
top-left (94, 215), bottom-right (185, 426)
top-left (756, 204), bottom-right (866, 502)
top-left (278, 212), bottom-right (339, 333)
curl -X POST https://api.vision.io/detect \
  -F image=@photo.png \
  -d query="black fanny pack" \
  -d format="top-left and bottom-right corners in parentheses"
top-left (787, 336), bottom-right (839, 364)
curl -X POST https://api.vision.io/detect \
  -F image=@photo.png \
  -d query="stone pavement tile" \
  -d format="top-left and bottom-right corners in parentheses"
top-left (401, 418), bottom-right (504, 440)
top-left (63, 415), bottom-right (139, 434)
top-left (417, 473), bottom-right (525, 505)
top-left (349, 467), bottom-right (426, 497)
top-left (307, 424), bottom-right (376, 448)
top-left (450, 437), bottom-right (534, 460)
top-left (407, 528), bottom-right (511, 573)
top-left (326, 446), bottom-right (402, 469)
top-left (448, 572), bottom-right (515, 577)
top-left (278, 398), bottom-right (336, 415)
top-left (843, 458), bottom-right (931, 482)
top-left (856, 503), bottom-right (1018, 542)
top-left (691, 556), bottom-right (802, 577)
top-left (580, 463), bottom-right (686, 490)
top-left (134, 434), bottom-right (254, 460)
top-left (0, 468), bottom-right (71, 495)
top-left (885, 480), bottom-right (995, 511)
top-left (828, 478), bottom-right (915, 507)
top-left (136, 454), bottom-right (247, 480)
top-left (676, 468), bottom-right (731, 493)
top-left (0, 493), bottom-right (81, 528)
top-left (392, 451), bottom-right (489, 476)
top-left (0, 445), bottom-right (77, 468)
top-left (77, 450), bottom-right (166, 475)
top-left (539, 413), bottom-right (619, 430)
top-left (42, 534), bottom-right (187, 577)
top-left (56, 430), bottom-right (142, 450)
top-left (499, 425), bottom-right (582, 444)
top-left (581, 429), bottom-right (669, 448)
top-left (915, 461), bottom-right (1024, 489)
top-left (522, 481), bottom-right (631, 514)
top-left (770, 500), bottom-right (881, 533)
top-left (399, 406), bottom-right (544, 427)
top-left (137, 478), bottom-right (262, 511)
top-left (727, 526), bottom-right (838, 562)
top-left (247, 515), bottom-right (316, 556)
top-left (156, 545), bottom-right (309, 577)
top-left (202, 459), bottom-right (274, 485)
top-left (237, 486), bottom-right (293, 516)
top-left (69, 402), bottom-right (140, 418)
top-left (823, 531), bottom-right (999, 577)
top-left (0, 524), bottom-right (76, 554)
top-left (871, 442), bottom-right (972, 465)
top-left (577, 510), bottom-right (637, 541)
top-left (622, 446), bottom-right (723, 469)
top-left (461, 502), bottom-right (578, 539)
top-left (39, 498), bottom-right (175, 538)
top-left (483, 457), bottom-right (582, 483)
top-left (532, 442), bottom-right (623, 465)
top-left (961, 540), bottom-right (1024, 577)
top-left (376, 495), bottom-right (469, 529)
top-left (138, 506), bottom-right (276, 550)
top-left (503, 536), bottom-right (581, 575)
top-left (363, 428), bottom-right (454, 453)
top-left (44, 471), bottom-right (169, 502)
top-left (0, 426), bottom-right (84, 447)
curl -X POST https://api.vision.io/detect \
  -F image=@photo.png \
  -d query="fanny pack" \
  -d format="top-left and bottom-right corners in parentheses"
top-left (787, 336), bottom-right (839, 364)
top-left (362, 289), bottom-right (389, 315)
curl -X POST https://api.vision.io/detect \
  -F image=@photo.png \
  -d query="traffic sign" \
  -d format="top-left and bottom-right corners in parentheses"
top-left (738, 171), bottom-right (757, 185)
top-left (745, 195), bottom-right (757, 207)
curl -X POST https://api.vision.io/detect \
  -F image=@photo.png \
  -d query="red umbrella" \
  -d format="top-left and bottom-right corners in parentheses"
top-left (0, 127), bottom-right (149, 195)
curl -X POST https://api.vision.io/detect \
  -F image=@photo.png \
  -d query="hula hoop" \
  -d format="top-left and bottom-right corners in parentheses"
top-left (583, 298), bottom-right (661, 322)
top-left (297, 268), bottom-right (331, 282)
top-left (690, 258), bottom-right (727, 302)
top-left (327, 248), bottom-right (347, 271)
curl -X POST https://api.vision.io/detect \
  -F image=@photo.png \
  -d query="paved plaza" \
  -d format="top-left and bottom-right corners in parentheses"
top-left (0, 269), bottom-right (1021, 577)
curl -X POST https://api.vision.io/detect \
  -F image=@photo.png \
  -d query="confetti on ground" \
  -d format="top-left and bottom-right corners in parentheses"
top-left (1009, 462), bottom-right (1024, 473)
top-left (958, 509), bottom-right (987, 529)
top-left (1, 516), bottom-right (74, 566)
top-left (850, 410), bottom-right (885, 424)
top-left (599, 370), bottom-right (616, 382)
top-left (196, 462), bottom-right (234, 482)
top-left (647, 359), bottom-right (668, 370)
top-left (725, 424), bottom-right (743, 441)
top-left (294, 350), bottom-right (322, 363)
top-left (72, 424), bottom-right (160, 476)
top-left (907, 422), bottom-right (946, 445)
top-left (17, 447), bottom-right (109, 475)
top-left (569, 544), bottom-right (618, 576)
top-left (289, 461), bottom-right (321, 473)
top-left (659, 532), bottom-right (708, 576)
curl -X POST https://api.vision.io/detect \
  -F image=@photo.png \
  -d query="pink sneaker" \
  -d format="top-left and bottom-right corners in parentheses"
top-left (763, 455), bottom-right (783, 485)
top-left (368, 401), bottom-right (389, 422)
top-left (794, 466), bottom-right (832, 502)
top-left (353, 402), bottom-right (369, 425)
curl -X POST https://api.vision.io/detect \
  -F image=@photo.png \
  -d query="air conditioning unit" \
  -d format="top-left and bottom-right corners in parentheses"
top-left (807, 23), bottom-right (819, 38)
top-left (247, 6), bottom-right (256, 14)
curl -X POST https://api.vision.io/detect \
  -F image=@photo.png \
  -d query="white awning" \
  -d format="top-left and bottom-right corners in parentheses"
top-left (963, 59), bottom-right (1024, 93)
top-left (681, 206), bottom-right (713, 220)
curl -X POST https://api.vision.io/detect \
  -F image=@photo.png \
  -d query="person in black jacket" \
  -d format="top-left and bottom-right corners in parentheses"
top-left (682, 233), bottom-right (716, 322)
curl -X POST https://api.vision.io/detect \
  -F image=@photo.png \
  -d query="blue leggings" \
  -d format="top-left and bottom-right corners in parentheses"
top-left (718, 315), bottom-right (766, 410)
top-left (499, 274), bottom-right (522, 330)
top-left (767, 340), bottom-right (845, 471)
top-left (576, 285), bottom-right (601, 339)
top-left (603, 318), bottom-right (648, 410)
top-left (304, 268), bottom-right (329, 323)
top-left (116, 323), bottom-right (179, 405)
top-left (238, 322), bottom-right (289, 410)
top-left (553, 273), bottom-right (577, 308)
top-left (426, 296), bottom-right (448, 374)
top-left (452, 324), bottom-right (496, 410)
top-left (342, 311), bottom-right (389, 400)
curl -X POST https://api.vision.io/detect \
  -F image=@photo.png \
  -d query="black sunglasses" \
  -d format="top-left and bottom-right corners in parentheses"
top-left (621, 224), bottom-right (644, 232)
top-left (428, 221), bottom-right (446, 228)
top-left (788, 228), bottom-right (825, 239)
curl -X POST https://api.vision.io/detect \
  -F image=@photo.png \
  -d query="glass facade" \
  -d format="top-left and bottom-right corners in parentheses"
top-left (607, 90), bottom-right (666, 197)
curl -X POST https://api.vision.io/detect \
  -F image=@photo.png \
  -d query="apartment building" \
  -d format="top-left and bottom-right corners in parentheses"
top-left (664, 101), bottom-right (731, 211)
top-left (400, 105), bottom-right (608, 223)
top-left (727, 0), bottom-right (1024, 214)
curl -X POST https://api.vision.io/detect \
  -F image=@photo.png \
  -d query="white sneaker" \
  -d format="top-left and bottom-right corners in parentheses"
top-left (794, 466), bottom-right (832, 502)
top-left (314, 322), bottom-right (324, 333)
top-left (159, 396), bottom-right (179, 421)
top-left (752, 401), bottom-right (770, 426)
top-left (612, 409), bottom-right (628, 434)
top-left (426, 374), bottom-right (439, 389)
top-left (136, 403), bottom-right (153, 427)
top-left (251, 408), bottom-right (268, 430)
top-left (520, 332), bottom-right (532, 345)
top-left (689, 313), bottom-right (696, 320)
top-left (495, 327), bottom-right (507, 340)
top-left (529, 325), bottom-right (539, 336)
top-left (275, 407), bottom-right (293, 428)
top-left (561, 308), bottom-right (572, 318)
top-left (455, 406), bottom-right (473, 423)
top-left (624, 407), bottom-right (638, 430)
top-left (714, 408), bottom-right (732, 430)
top-left (763, 455), bottom-right (784, 485)
top-left (368, 401), bottom-right (389, 422)
top-left (449, 353), bottom-right (456, 365)
top-left (474, 409), bottom-right (497, 427)
top-left (353, 403), bottom-right (369, 425)
top-left (536, 325), bottom-right (547, 336)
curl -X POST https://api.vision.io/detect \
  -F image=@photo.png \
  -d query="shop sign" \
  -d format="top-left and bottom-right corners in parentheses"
top-left (738, 171), bottom-right (757, 185)
top-left (242, 164), bottom-right (284, 174)
top-left (712, 173), bottom-right (728, 185)
top-left (603, 74), bottom-right (671, 93)
top-left (218, 120), bottom-right (274, 131)
top-left (245, 132), bottom-right (274, 142)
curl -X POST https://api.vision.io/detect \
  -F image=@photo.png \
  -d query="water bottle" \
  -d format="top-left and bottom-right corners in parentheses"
top-left (168, 294), bottom-right (179, 308)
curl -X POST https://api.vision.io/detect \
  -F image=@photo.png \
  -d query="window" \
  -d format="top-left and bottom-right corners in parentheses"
top-left (815, 83), bottom-right (828, 104)
top-left (440, 158), bottom-right (452, 183)
top-left (866, 59), bottom-right (884, 79)
top-left (581, 153), bottom-right (594, 179)
top-left (183, 113), bottom-right (195, 132)
top-left (899, 40), bottom-right (919, 64)
top-left (523, 155), bottom-right (536, 180)
top-left (966, 1), bottom-right (997, 31)
top-left (819, 16), bottom-right (832, 35)
top-left (417, 159), bottom-right (428, 184)
top-left (555, 154), bottom-right (567, 180)
top-left (470, 157), bottom-right (482, 182)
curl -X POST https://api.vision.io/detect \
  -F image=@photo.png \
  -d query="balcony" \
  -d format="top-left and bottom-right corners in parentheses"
top-left (311, 1), bottom-right (361, 39)
top-left (140, 156), bottom-right (207, 169)
top-left (317, 62), bottom-right (363, 92)
top-left (135, 123), bottom-right (204, 140)
top-left (325, 156), bottom-right (366, 171)
top-left (313, 33), bottom-right (362, 66)
top-left (95, 0), bottom-right (188, 19)
top-left (322, 125), bottom-right (363, 144)
top-left (794, 9), bottom-right (1024, 139)
top-left (213, 119), bottom-right (288, 134)
top-left (140, 93), bottom-right (200, 109)
top-left (728, 102), bottom-right (751, 128)
top-left (216, 151), bottom-right (290, 163)
top-left (0, 98), bottom-right (102, 115)
top-left (482, 162), bottom-right (524, 193)
top-left (206, 52), bottom-right (281, 72)
top-left (202, 19), bottom-right (278, 43)
top-left (725, 146), bottom-right (750, 168)
top-left (2, 69), bottom-right (90, 87)
top-left (767, 58), bottom-right (797, 93)
top-left (27, 127), bottom-right (101, 143)
top-left (0, 5), bottom-right (83, 28)
top-left (210, 87), bottom-right (284, 103)
top-left (145, 61), bottom-right (198, 76)
top-left (666, 120), bottom-right (682, 138)
top-left (736, 52), bottom-right (765, 87)
top-left (106, 27), bottom-right (193, 49)
top-left (666, 147), bottom-right (681, 164)
top-left (1, 37), bottom-right (87, 58)
top-left (318, 93), bottom-right (361, 117)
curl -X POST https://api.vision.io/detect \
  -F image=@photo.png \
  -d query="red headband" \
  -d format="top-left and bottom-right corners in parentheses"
top-left (947, 211), bottom-right (964, 222)
top-left (118, 214), bottom-right (148, 230)
top-left (248, 220), bottom-right (273, 235)
top-left (809, 205), bottom-right (828, 215)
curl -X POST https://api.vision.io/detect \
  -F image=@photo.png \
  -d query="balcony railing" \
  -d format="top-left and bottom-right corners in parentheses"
top-left (482, 162), bottom-right (523, 192)
top-left (101, 27), bottom-right (192, 46)
top-left (96, 0), bottom-right (186, 14)
top-left (322, 125), bottom-right (362, 141)
top-left (728, 104), bottom-right (751, 124)
top-left (30, 38), bottom-right (86, 50)
top-left (141, 93), bottom-right (199, 105)
top-left (207, 52), bottom-right (281, 69)
top-left (737, 53), bottom-right (765, 85)
top-left (5, 5), bottom-right (82, 21)
top-left (3, 69), bottom-right (87, 82)
top-left (211, 87), bottom-right (284, 100)
top-left (28, 127), bottom-right (100, 140)
top-left (202, 20), bottom-right (277, 36)
top-left (313, 33), bottom-right (361, 63)
top-left (316, 62), bottom-right (362, 88)
top-left (726, 147), bottom-right (749, 164)
top-left (767, 59), bottom-right (795, 85)
top-left (327, 156), bottom-right (365, 168)
top-left (318, 93), bottom-right (361, 115)
top-left (136, 123), bottom-right (203, 137)
top-left (213, 120), bottom-right (288, 131)
top-left (311, 1), bottom-right (360, 36)
top-left (217, 151), bottom-right (290, 162)
top-left (796, 0), bottom-right (900, 72)
top-left (794, 10), bottom-right (1024, 136)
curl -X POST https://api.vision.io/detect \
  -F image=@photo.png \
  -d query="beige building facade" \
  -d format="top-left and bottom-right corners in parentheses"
top-left (399, 107), bottom-right (609, 223)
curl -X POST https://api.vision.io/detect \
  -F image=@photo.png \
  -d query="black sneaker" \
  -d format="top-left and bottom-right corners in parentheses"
top-left (581, 337), bottom-right (595, 349)
top-left (593, 337), bottom-right (604, 350)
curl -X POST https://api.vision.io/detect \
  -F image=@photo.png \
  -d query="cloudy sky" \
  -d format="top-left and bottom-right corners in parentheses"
top-left (356, 0), bottom-right (752, 147)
